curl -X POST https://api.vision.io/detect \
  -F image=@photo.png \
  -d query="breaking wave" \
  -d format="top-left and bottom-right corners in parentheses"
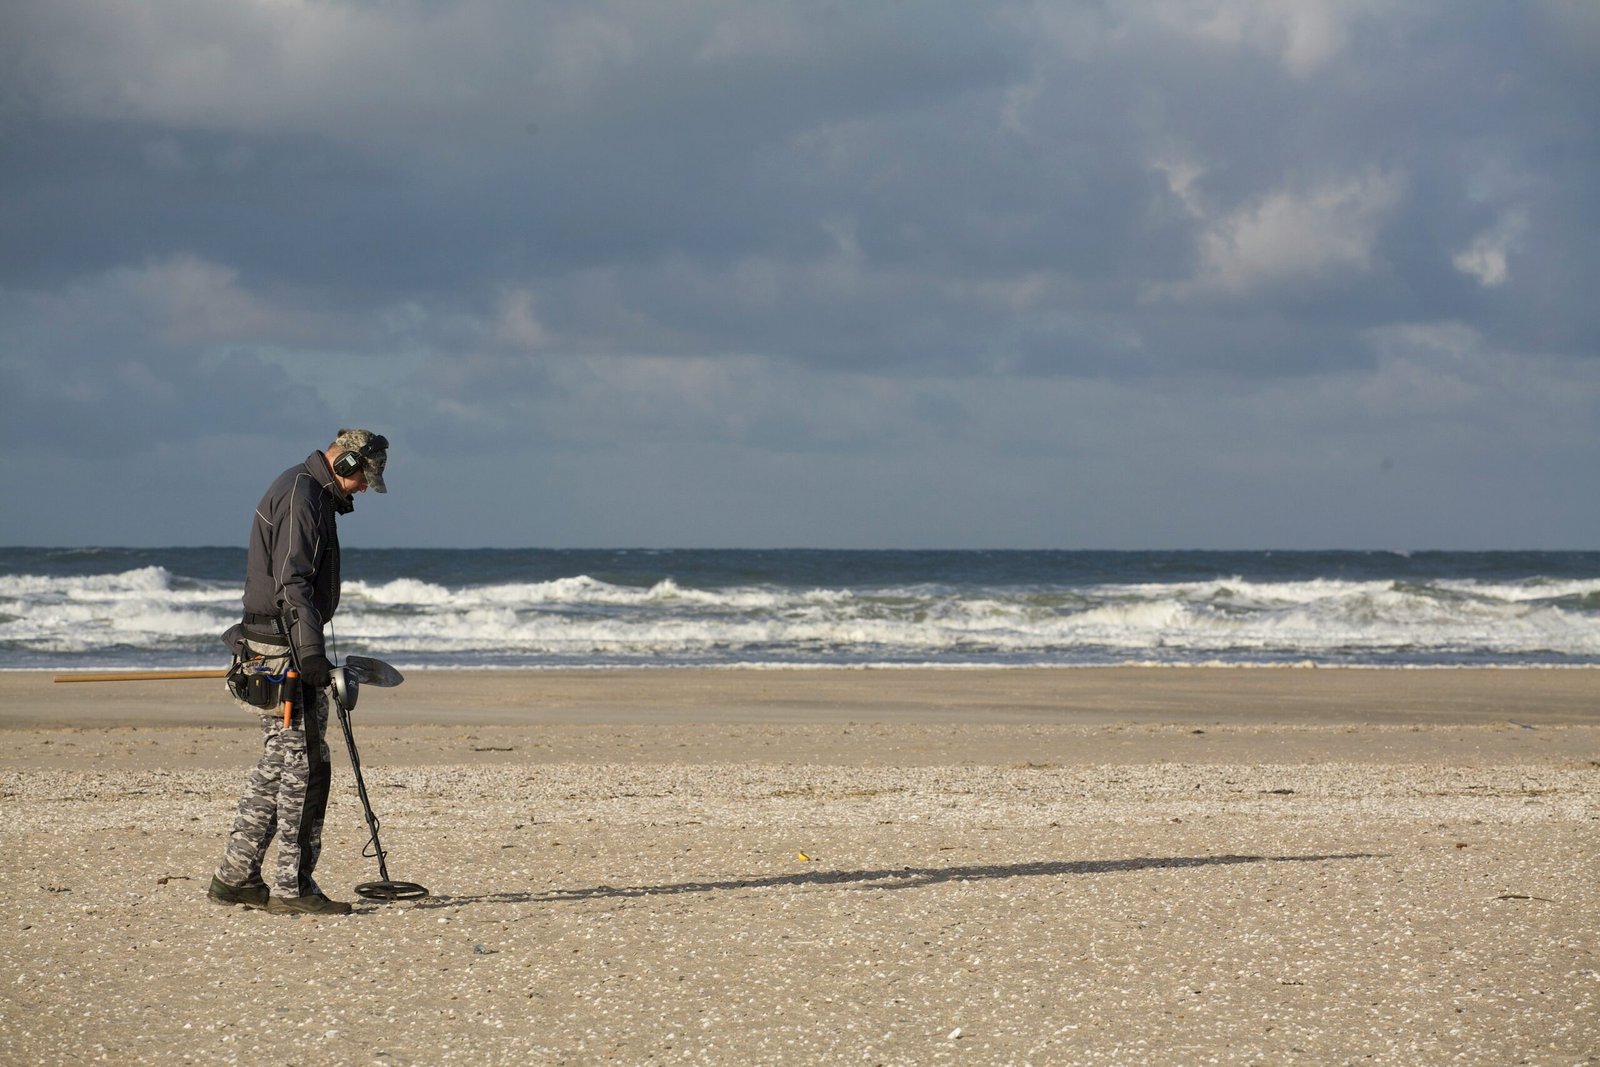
top-left (5, 549), bottom-right (1600, 669)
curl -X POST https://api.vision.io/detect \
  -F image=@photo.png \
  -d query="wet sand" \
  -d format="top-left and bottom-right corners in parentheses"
top-left (1, 668), bottom-right (1596, 1064)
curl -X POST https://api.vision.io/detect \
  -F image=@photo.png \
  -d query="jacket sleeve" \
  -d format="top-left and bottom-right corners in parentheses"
top-left (277, 474), bottom-right (329, 662)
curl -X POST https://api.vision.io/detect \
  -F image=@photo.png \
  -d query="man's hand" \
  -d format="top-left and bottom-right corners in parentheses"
top-left (299, 653), bottom-right (334, 688)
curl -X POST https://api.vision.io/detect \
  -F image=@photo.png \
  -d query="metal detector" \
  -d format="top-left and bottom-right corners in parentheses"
top-left (52, 643), bottom-right (430, 902)
top-left (329, 655), bottom-right (430, 902)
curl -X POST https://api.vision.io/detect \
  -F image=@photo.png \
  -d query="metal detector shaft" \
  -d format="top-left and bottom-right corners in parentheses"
top-left (332, 699), bottom-right (392, 883)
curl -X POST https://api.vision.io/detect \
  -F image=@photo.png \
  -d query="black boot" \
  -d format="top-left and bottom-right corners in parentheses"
top-left (266, 893), bottom-right (353, 915)
top-left (207, 875), bottom-right (269, 909)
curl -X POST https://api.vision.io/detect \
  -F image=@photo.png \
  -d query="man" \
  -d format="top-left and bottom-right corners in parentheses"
top-left (208, 428), bottom-right (389, 916)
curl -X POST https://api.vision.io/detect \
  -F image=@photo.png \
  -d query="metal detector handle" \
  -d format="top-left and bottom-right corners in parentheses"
top-left (277, 608), bottom-right (305, 672)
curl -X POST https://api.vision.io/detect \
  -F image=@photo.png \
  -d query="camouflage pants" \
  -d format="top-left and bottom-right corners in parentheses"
top-left (215, 643), bottom-right (333, 897)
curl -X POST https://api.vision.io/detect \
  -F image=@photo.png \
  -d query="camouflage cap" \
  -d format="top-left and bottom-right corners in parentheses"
top-left (332, 428), bottom-right (389, 493)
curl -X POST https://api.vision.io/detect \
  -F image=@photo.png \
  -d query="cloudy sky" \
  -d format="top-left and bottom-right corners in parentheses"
top-left (2, 1), bottom-right (1596, 549)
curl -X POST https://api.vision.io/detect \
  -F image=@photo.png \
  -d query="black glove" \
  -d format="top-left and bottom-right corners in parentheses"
top-left (298, 653), bottom-right (334, 689)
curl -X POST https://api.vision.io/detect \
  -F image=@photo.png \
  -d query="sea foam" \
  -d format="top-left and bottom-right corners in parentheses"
top-left (6, 552), bottom-right (1600, 670)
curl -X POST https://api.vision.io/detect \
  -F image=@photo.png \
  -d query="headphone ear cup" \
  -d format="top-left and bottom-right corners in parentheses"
top-left (333, 449), bottom-right (359, 477)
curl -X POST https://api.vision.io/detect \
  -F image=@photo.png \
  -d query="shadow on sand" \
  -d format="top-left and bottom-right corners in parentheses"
top-left (406, 852), bottom-right (1383, 910)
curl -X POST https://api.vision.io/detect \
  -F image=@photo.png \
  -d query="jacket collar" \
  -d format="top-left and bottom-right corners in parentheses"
top-left (307, 451), bottom-right (356, 514)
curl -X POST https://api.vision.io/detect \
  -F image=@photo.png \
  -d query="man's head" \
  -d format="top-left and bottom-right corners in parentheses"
top-left (329, 428), bottom-right (389, 494)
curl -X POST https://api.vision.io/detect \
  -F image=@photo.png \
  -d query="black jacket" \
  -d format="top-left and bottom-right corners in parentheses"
top-left (241, 451), bottom-right (354, 661)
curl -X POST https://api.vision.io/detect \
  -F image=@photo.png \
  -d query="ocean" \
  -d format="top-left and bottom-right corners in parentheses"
top-left (3, 547), bottom-right (1598, 672)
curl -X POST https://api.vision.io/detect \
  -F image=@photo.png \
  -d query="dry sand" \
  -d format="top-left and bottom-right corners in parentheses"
top-left (1, 667), bottom-right (1596, 1065)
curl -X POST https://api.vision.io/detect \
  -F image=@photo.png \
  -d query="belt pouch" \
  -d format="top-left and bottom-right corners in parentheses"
top-left (243, 672), bottom-right (282, 709)
top-left (227, 660), bottom-right (285, 709)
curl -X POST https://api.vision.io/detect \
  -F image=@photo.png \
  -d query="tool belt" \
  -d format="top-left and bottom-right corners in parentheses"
top-left (226, 657), bottom-right (294, 709)
top-left (225, 617), bottom-right (295, 711)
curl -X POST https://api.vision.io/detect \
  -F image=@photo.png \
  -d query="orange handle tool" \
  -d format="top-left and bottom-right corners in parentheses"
top-left (282, 669), bottom-right (299, 728)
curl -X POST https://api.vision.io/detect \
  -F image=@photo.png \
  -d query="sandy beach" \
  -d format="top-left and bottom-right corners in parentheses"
top-left (1, 667), bottom-right (1596, 1064)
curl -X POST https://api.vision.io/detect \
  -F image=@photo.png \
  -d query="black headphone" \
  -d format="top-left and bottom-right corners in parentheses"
top-left (332, 434), bottom-right (389, 478)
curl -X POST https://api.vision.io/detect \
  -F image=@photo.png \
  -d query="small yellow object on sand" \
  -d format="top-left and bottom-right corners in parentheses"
top-left (796, 851), bottom-right (811, 862)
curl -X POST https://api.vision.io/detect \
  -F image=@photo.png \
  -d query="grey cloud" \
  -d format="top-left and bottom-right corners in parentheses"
top-left (2, 1), bottom-right (1596, 547)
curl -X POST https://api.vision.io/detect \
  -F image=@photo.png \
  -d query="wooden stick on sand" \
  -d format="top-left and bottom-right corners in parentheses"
top-left (53, 670), bottom-right (228, 683)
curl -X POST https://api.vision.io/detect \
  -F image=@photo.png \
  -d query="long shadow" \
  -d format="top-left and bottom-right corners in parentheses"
top-left (407, 852), bottom-right (1383, 910)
